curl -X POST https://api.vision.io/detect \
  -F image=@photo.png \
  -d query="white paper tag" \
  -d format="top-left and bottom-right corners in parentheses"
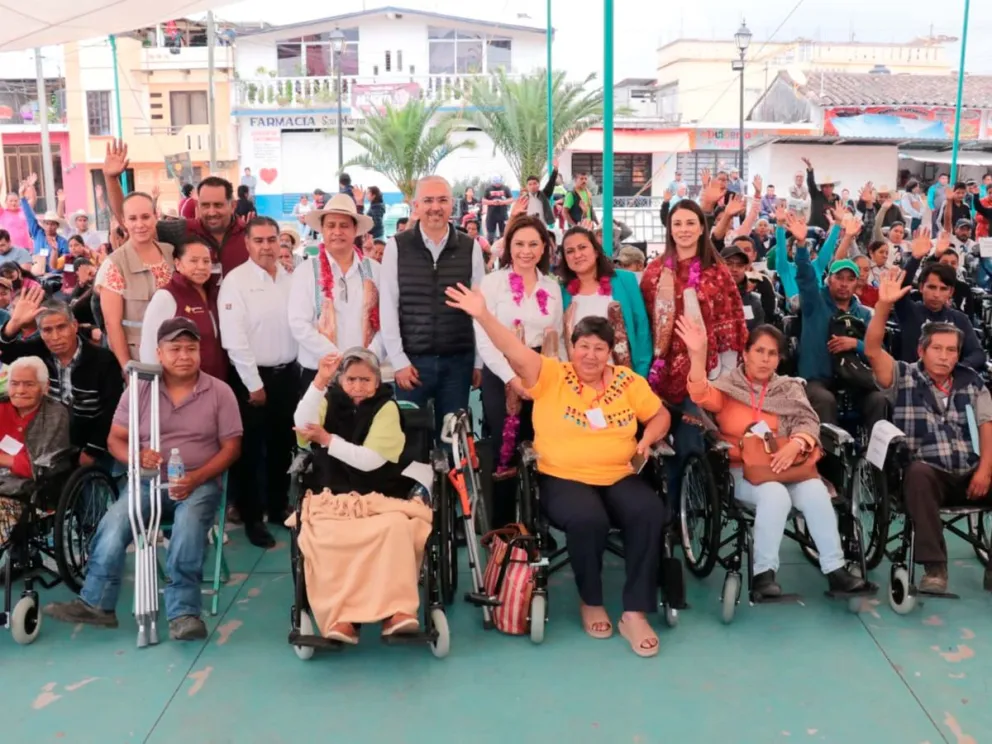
top-left (750, 420), bottom-right (772, 436)
top-left (211, 263), bottom-right (223, 275)
top-left (980, 238), bottom-right (992, 259)
top-left (63, 262), bottom-right (75, 273)
top-left (865, 420), bottom-right (905, 471)
top-left (0, 434), bottom-right (24, 456)
top-left (752, 261), bottom-right (767, 273)
top-left (586, 408), bottom-right (607, 430)
top-left (743, 305), bottom-right (754, 320)
top-left (39, 248), bottom-right (50, 258)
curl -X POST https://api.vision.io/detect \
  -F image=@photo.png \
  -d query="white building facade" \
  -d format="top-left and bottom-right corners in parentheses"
top-left (233, 8), bottom-right (548, 218)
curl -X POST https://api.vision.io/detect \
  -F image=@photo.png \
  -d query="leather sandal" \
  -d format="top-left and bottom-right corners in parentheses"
top-left (618, 618), bottom-right (660, 658)
top-left (327, 622), bottom-right (359, 645)
top-left (580, 604), bottom-right (613, 639)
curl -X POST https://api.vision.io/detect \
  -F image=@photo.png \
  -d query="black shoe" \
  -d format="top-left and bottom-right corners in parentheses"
top-left (44, 598), bottom-right (119, 628)
top-left (984, 567), bottom-right (992, 593)
top-left (752, 570), bottom-right (783, 598)
top-left (826, 567), bottom-right (868, 593)
top-left (245, 522), bottom-right (276, 549)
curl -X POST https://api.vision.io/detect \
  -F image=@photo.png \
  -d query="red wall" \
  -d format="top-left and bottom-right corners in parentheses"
top-left (0, 131), bottom-right (85, 211)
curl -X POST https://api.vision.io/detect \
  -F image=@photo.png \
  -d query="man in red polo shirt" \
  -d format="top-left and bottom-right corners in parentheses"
top-left (102, 140), bottom-right (249, 277)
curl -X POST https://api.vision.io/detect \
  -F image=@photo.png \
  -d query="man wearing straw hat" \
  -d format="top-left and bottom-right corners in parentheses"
top-left (800, 156), bottom-right (840, 232)
top-left (288, 193), bottom-right (382, 397)
top-left (18, 180), bottom-right (69, 275)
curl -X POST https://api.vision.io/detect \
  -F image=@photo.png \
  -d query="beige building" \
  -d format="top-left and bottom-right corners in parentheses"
top-left (64, 20), bottom-right (239, 222)
top-left (657, 36), bottom-right (954, 126)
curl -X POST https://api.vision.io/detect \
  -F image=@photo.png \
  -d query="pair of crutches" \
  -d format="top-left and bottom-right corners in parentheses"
top-left (441, 411), bottom-right (495, 624)
top-left (126, 362), bottom-right (164, 648)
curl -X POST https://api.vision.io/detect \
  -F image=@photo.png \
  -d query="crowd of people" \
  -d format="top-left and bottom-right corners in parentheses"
top-left (1, 141), bottom-right (991, 658)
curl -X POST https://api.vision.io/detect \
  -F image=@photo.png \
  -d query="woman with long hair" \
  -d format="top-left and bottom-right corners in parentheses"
top-left (366, 186), bottom-right (386, 240)
top-left (558, 225), bottom-right (651, 377)
top-left (138, 239), bottom-right (226, 380)
top-left (474, 214), bottom-right (563, 526)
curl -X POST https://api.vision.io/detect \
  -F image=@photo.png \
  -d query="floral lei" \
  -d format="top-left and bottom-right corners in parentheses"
top-left (497, 273), bottom-right (550, 475)
top-left (317, 245), bottom-right (380, 335)
top-left (647, 256), bottom-right (702, 390)
top-left (566, 275), bottom-right (611, 298)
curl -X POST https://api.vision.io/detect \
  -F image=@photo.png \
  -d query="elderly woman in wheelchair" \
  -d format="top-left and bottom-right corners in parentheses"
top-left (864, 270), bottom-right (992, 605)
top-left (446, 283), bottom-right (671, 658)
top-left (293, 348), bottom-right (442, 650)
top-left (679, 318), bottom-right (868, 605)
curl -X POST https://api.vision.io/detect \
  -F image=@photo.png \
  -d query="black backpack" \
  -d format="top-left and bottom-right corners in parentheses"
top-left (829, 313), bottom-right (875, 390)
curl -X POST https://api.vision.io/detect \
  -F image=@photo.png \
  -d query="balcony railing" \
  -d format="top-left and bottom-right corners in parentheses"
top-left (128, 124), bottom-right (234, 161)
top-left (139, 45), bottom-right (234, 72)
top-left (236, 73), bottom-right (511, 110)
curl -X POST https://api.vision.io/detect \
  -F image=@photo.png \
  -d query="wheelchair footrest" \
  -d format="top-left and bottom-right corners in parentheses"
top-left (749, 592), bottom-right (802, 605)
top-left (288, 630), bottom-right (344, 650)
top-left (465, 591), bottom-right (502, 608)
top-left (381, 630), bottom-right (438, 645)
top-left (824, 582), bottom-right (879, 600)
top-left (916, 589), bottom-right (960, 600)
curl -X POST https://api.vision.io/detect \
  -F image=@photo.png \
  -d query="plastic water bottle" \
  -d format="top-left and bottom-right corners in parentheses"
top-left (167, 448), bottom-right (185, 498)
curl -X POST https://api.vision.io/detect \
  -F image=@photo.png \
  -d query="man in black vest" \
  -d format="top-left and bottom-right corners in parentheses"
top-left (379, 176), bottom-right (486, 433)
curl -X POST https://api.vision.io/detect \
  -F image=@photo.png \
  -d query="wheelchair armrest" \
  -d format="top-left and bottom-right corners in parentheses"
top-left (33, 447), bottom-right (79, 482)
top-left (288, 449), bottom-right (313, 477)
top-left (710, 438), bottom-right (732, 454)
top-left (819, 423), bottom-right (854, 455)
top-left (430, 446), bottom-right (448, 473)
top-left (518, 441), bottom-right (538, 466)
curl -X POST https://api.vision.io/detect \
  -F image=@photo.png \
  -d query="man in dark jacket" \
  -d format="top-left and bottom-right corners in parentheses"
top-left (0, 292), bottom-right (123, 465)
top-left (801, 157), bottom-right (840, 232)
top-left (893, 262), bottom-right (986, 372)
top-left (722, 240), bottom-right (775, 327)
top-left (522, 162), bottom-right (560, 227)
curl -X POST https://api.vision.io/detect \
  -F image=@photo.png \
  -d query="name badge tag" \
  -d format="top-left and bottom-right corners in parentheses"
top-left (0, 435), bottom-right (24, 456)
top-left (586, 408), bottom-right (607, 430)
top-left (39, 249), bottom-right (50, 258)
top-left (743, 305), bottom-right (754, 320)
top-left (211, 263), bottom-right (222, 275)
top-left (750, 420), bottom-right (772, 436)
top-left (64, 263), bottom-right (75, 273)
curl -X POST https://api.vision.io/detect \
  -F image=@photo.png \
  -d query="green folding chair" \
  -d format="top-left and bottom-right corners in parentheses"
top-left (157, 472), bottom-right (230, 616)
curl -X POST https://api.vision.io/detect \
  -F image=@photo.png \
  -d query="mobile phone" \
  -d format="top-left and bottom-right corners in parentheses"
top-left (630, 452), bottom-right (647, 475)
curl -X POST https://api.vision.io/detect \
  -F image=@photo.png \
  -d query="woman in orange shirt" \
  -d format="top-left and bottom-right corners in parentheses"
top-left (446, 283), bottom-right (671, 659)
top-left (679, 318), bottom-right (866, 600)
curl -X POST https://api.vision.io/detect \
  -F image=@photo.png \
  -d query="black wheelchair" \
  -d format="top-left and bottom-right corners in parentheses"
top-left (1, 451), bottom-right (119, 644)
top-left (286, 401), bottom-right (454, 660)
top-left (678, 421), bottom-right (878, 624)
top-left (514, 440), bottom-right (687, 643)
top-left (862, 429), bottom-right (992, 615)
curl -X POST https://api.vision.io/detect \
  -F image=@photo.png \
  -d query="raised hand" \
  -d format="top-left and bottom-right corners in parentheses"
top-left (877, 268), bottom-right (911, 305)
top-left (859, 182), bottom-right (874, 203)
top-left (104, 139), bottom-right (130, 178)
top-left (662, 188), bottom-right (673, 203)
top-left (774, 203), bottom-right (787, 224)
top-left (910, 226), bottom-right (932, 260)
top-left (27, 172), bottom-right (37, 186)
top-left (842, 213), bottom-right (862, 237)
top-left (675, 315), bottom-right (707, 357)
top-left (725, 193), bottom-right (746, 217)
top-left (56, 188), bottom-right (65, 203)
top-left (444, 283), bottom-right (487, 318)
top-left (784, 212), bottom-right (808, 243)
top-left (801, 157), bottom-right (812, 170)
top-left (934, 230), bottom-right (952, 257)
top-left (313, 352), bottom-right (342, 389)
top-left (700, 177), bottom-right (725, 211)
top-left (751, 174), bottom-right (762, 195)
top-left (9, 284), bottom-right (45, 331)
top-left (700, 168), bottom-right (711, 187)
top-left (352, 185), bottom-right (365, 205)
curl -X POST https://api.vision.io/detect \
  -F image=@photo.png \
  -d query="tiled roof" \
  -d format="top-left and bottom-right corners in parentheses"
top-left (785, 71), bottom-right (992, 109)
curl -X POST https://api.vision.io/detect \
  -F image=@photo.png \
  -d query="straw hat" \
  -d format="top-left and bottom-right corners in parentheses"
top-left (818, 175), bottom-right (840, 187)
top-left (39, 210), bottom-right (65, 227)
top-left (278, 227), bottom-right (300, 247)
top-left (303, 193), bottom-right (374, 235)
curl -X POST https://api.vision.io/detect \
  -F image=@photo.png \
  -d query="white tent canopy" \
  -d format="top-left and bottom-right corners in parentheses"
top-left (0, 1), bottom-right (226, 51)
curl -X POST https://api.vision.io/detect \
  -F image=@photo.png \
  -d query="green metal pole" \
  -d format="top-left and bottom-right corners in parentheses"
top-left (546, 0), bottom-right (553, 176)
top-left (601, 0), bottom-right (614, 256)
top-left (949, 0), bottom-right (970, 184)
top-left (109, 35), bottom-right (129, 194)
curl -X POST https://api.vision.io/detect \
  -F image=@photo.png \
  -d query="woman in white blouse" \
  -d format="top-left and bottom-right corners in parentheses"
top-left (475, 214), bottom-right (564, 527)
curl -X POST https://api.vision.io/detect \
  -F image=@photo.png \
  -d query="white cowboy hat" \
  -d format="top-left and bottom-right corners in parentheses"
top-left (303, 193), bottom-right (374, 235)
top-left (278, 227), bottom-right (300, 246)
top-left (818, 175), bottom-right (840, 187)
top-left (69, 209), bottom-right (90, 221)
top-left (40, 210), bottom-right (66, 227)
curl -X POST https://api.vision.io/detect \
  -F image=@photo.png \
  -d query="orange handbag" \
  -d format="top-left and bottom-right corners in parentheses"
top-left (740, 430), bottom-right (821, 486)
top-left (481, 524), bottom-right (537, 635)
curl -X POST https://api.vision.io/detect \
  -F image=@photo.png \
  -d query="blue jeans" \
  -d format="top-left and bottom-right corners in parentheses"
top-left (731, 469), bottom-right (844, 575)
top-left (395, 352), bottom-right (474, 436)
top-left (667, 399), bottom-right (705, 506)
top-left (80, 479), bottom-right (222, 620)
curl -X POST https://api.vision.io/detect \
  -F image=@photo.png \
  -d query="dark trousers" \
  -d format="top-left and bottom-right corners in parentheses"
top-left (395, 352), bottom-right (474, 437)
top-left (904, 461), bottom-right (992, 565)
top-left (805, 380), bottom-right (889, 434)
top-left (298, 366), bottom-right (318, 400)
top-left (480, 365), bottom-right (535, 528)
top-left (229, 363), bottom-right (298, 526)
top-left (539, 474), bottom-right (668, 613)
top-left (485, 212), bottom-right (507, 244)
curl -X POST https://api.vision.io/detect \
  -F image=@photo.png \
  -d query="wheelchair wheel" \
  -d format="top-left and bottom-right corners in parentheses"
top-left (852, 457), bottom-right (889, 571)
top-left (721, 572), bottom-right (740, 624)
top-left (10, 593), bottom-right (41, 645)
top-left (529, 593), bottom-right (547, 644)
top-left (430, 608), bottom-right (451, 658)
top-left (678, 454), bottom-right (721, 578)
top-left (969, 512), bottom-right (991, 568)
top-left (888, 565), bottom-right (916, 615)
top-left (438, 478), bottom-right (458, 605)
top-left (54, 466), bottom-right (118, 594)
top-left (294, 611), bottom-right (316, 661)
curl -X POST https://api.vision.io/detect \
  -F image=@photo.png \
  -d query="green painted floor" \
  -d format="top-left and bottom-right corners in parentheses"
top-left (2, 525), bottom-right (990, 744)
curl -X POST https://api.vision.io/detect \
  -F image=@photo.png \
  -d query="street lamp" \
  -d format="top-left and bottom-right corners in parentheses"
top-left (732, 20), bottom-right (751, 187)
top-left (330, 27), bottom-right (346, 174)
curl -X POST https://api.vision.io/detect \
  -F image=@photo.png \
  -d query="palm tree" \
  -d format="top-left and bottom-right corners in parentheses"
top-left (342, 99), bottom-right (475, 201)
top-left (464, 69), bottom-right (605, 185)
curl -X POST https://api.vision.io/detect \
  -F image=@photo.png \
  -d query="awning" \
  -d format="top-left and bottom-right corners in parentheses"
top-left (899, 150), bottom-right (992, 167)
top-left (568, 129), bottom-right (691, 154)
top-left (1, 2), bottom-right (226, 52)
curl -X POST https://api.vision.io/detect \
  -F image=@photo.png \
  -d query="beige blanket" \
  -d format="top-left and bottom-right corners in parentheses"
top-left (286, 489), bottom-right (433, 635)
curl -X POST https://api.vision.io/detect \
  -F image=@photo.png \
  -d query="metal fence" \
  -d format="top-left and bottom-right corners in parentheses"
top-left (601, 196), bottom-right (665, 245)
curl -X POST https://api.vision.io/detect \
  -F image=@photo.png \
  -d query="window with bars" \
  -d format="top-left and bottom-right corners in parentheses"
top-left (86, 91), bottom-right (112, 136)
top-left (385, 51), bottom-right (391, 72)
top-left (570, 153), bottom-right (651, 198)
top-left (676, 151), bottom-right (748, 194)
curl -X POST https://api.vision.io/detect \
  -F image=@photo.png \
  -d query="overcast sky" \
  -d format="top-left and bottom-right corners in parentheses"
top-left (211, 0), bottom-right (989, 80)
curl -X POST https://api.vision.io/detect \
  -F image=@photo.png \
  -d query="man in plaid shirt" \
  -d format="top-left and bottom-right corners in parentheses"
top-left (865, 269), bottom-right (992, 595)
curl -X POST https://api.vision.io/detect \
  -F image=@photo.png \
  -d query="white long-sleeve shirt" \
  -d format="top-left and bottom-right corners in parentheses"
top-left (287, 251), bottom-right (383, 370)
top-left (475, 269), bottom-right (564, 383)
top-left (294, 381), bottom-right (386, 471)
top-left (217, 259), bottom-right (297, 392)
top-left (138, 291), bottom-right (179, 364)
top-left (379, 225), bottom-right (487, 371)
